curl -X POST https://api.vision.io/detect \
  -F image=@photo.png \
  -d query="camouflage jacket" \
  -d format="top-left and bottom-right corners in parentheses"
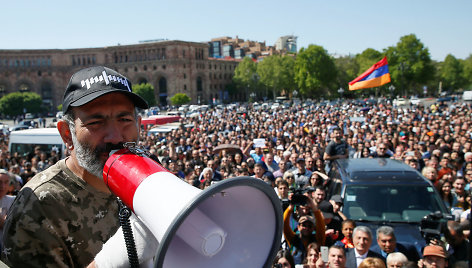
top-left (2, 158), bottom-right (119, 267)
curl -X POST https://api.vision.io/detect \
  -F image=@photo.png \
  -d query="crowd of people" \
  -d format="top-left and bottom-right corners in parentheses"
top-left (0, 65), bottom-right (470, 266)
top-left (140, 98), bottom-right (471, 268)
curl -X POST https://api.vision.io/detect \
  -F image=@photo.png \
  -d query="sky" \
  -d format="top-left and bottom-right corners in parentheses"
top-left (2, 0), bottom-right (471, 61)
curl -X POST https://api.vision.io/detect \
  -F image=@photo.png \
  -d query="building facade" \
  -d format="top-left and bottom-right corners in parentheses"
top-left (208, 36), bottom-right (278, 60)
top-left (275, 35), bottom-right (297, 53)
top-left (0, 40), bottom-right (241, 111)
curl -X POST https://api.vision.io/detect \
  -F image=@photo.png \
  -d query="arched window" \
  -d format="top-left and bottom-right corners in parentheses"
top-left (158, 77), bottom-right (168, 106)
top-left (19, 83), bottom-right (30, 92)
top-left (197, 77), bottom-right (203, 92)
top-left (138, 78), bottom-right (148, 84)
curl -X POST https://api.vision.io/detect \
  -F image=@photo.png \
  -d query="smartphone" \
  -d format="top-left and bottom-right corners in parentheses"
top-left (320, 246), bottom-right (329, 263)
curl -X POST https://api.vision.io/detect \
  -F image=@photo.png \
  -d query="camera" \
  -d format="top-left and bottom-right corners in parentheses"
top-left (420, 211), bottom-right (453, 244)
top-left (290, 187), bottom-right (313, 206)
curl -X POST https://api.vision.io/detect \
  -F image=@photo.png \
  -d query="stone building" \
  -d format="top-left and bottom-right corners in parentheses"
top-left (0, 40), bottom-right (241, 111)
top-left (208, 36), bottom-right (278, 60)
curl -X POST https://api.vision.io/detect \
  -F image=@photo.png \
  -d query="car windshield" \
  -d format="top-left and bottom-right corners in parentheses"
top-left (343, 184), bottom-right (446, 222)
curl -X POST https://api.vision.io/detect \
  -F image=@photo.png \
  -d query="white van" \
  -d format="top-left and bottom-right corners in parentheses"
top-left (463, 91), bottom-right (472, 101)
top-left (9, 128), bottom-right (66, 159)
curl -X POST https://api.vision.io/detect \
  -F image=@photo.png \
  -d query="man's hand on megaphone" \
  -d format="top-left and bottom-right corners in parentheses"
top-left (93, 213), bottom-right (158, 268)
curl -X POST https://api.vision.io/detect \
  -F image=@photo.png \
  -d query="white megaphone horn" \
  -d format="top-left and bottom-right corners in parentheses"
top-left (103, 146), bottom-right (283, 268)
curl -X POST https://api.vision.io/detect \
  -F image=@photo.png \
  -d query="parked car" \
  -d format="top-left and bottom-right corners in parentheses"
top-left (437, 96), bottom-right (453, 103)
top-left (24, 113), bottom-right (35, 119)
top-left (410, 96), bottom-right (421, 105)
top-left (393, 97), bottom-right (409, 106)
top-left (56, 111), bottom-right (63, 119)
top-left (9, 124), bottom-right (31, 132)
top-left (327, 158), bottom-right (449, 256)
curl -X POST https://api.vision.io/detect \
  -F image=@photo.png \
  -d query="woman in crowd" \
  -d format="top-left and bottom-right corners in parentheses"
top-left (307, 172), bottom-right (328, 188)
top-left (272, 249), bottom-right (296, 268)
top-left (362, 147), bottom-right (371, 158)
top-left (284, 172), bottom-right (296, 189)
top-left (422, 166), bottom-right (438, 184)
top-left (199, 167), bottom-right (213, 184)
top-left (435, 180), bottom-right (455, 211)
top-left (303, 242), bottom-right (321, 268)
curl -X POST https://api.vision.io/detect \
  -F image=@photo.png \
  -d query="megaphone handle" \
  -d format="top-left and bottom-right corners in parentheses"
top-left (117, 197), bottom-right (139, 268)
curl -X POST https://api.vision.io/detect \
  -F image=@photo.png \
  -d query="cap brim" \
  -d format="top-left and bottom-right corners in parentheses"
top-left (69, 90), bottom-right (148, 110)
top-left (424, 253), bottom-right (446, 258)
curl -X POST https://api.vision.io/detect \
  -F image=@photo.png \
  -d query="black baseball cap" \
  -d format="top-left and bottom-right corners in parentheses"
top-left (63, 66), bottom-right (148, 113)
top-left (319, 200), bottom-right (334, 219)
top-left (330, 195), bottom-right (343, 204)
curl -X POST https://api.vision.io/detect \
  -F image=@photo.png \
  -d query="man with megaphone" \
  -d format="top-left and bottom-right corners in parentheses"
top-left (2, 66), bottom-right (151, 267)
top-left (3, 66), bottom-right (283, 268)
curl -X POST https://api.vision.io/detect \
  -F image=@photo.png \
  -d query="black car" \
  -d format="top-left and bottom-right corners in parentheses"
top-left (327, 158), bottom-right (449, 255)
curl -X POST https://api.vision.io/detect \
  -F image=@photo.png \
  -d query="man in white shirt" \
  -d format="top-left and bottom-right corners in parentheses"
top-left (345, 226), bottom-right (385, 268)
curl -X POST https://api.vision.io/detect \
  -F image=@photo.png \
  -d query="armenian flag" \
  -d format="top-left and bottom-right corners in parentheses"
top-left (349, 57), bottom-right (391, 90)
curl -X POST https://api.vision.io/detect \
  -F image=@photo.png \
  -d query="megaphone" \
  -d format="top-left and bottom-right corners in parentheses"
top-left (103, 146), bottom-right (283, 268)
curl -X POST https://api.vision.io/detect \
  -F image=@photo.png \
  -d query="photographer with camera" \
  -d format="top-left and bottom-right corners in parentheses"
top-left (283, 189), bottom-right (326, 265)
top-left (420, 211), bottom-right (470, 267)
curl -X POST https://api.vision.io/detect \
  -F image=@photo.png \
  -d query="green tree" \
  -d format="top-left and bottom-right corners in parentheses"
top-left (0, 92), bottom-right (42, 116)
top-left (439, 54), bottom-right (465, 92)
top-left (233, 57), bottom-right (258, 99)
top-left (462, 54), bottom-right (472, 89)
top-left (257, 55), bottom-right (295, 100)
top-left (294, 45), bottom-right (337, 98)
top-left (170, 93), bottom-right (191, 106)
top-left (133, 83), bottom-right (156, 107)
top-left (386, 34), bottom-right (435, 96)
top-left (334, 55), bottom-right (359, 98)
top-left (225, 82), bottom-right (239, 102)
top-left (356, 48), bottom-right (382, 75)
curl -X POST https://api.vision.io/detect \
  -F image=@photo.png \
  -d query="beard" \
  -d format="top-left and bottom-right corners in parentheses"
top-left (70, 130), bottom-right (133, 178)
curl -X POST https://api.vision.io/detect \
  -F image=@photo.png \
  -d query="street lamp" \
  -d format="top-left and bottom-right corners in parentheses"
top-left (338, 87), bottom-right (344, 99)
top-left (249, 92), bottom-right (256, 102)
top-left (389, 85), bottom-right (395, 98)
top-left (252, 73), bottom-right (261, 100)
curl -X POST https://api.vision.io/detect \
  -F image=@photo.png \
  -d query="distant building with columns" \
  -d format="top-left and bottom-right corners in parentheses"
top-left (0, 40), bottom-right (242, 111)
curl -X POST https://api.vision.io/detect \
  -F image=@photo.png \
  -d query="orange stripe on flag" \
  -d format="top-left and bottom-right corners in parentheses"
top-left (349, 73), bottom-right (391, 91)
